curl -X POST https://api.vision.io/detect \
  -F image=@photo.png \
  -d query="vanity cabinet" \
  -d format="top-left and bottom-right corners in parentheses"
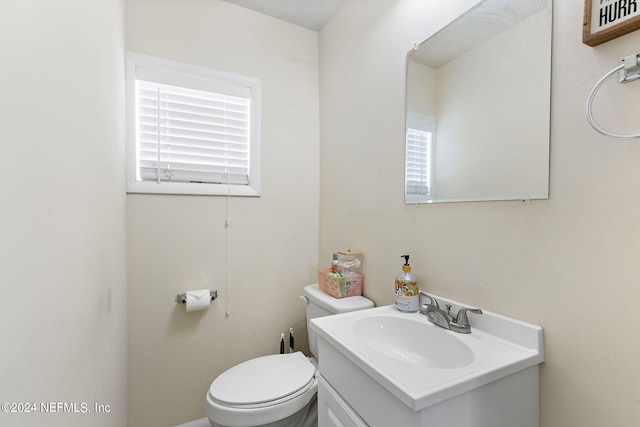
top-left (317, 376), bottom-right (368, 427)
top-left (311, 301), bottom-right (544, 427)
top-left (316, 335), bottom-right (540, 427)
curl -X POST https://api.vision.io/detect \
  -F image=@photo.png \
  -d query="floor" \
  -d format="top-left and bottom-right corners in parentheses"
top-left (174, 417), bottom-right (211, 427)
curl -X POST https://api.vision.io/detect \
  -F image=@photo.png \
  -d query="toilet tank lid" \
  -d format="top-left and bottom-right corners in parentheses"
top-left (303, 284), bottom-right (374, 313)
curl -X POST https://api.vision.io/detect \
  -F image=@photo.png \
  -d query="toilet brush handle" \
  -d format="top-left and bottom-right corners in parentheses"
top-left (279, 334), bottom-right (285, 354)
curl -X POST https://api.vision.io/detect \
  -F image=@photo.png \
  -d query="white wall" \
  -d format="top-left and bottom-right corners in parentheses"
top-left (320, 0), bottom-right (640, 425)
top-left (125, 0), bottom-right (319, 425)
top-left (0, 1), bottom-right (127, 426)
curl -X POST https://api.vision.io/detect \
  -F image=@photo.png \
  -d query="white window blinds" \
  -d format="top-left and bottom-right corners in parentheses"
top-left (126, 52), bottom-right (261, 196)
top-left (405, 128), bottom-right (431, 196)
top-left (136, 81), bottom-right (251, 185)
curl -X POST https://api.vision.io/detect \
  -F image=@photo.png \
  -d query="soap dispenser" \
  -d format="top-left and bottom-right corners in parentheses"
top-left (395, 255), bottom-right (419, 312)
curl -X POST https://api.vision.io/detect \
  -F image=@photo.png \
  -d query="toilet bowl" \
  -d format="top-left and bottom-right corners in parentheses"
top-left (206, 352), bottom-right (317, 427)
top-left (205, 284), bottom-right (373, 427)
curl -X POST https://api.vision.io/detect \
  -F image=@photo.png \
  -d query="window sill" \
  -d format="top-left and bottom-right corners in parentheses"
top-left (126, 180), bottom-right (261, 197)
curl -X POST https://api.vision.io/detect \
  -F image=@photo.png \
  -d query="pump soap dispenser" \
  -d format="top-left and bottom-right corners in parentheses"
top-left (395, 255), bottom-right (419, 312)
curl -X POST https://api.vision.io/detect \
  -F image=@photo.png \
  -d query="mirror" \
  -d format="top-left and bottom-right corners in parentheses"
top-left (405, 0), bottom-right (552, 204)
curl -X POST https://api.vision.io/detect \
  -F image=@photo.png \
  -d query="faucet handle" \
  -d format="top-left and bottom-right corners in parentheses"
top-left (419, 291), bottom-right (440, 308)
top-left (450, 307), bottom-right (483, 334)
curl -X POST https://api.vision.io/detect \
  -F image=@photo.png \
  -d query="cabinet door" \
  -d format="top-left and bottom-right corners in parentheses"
top-left (318, 376), bottom-right (368, 427)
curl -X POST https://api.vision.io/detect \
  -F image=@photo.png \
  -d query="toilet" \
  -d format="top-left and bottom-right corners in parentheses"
top-left (205, 284), bottom-right (373, 427)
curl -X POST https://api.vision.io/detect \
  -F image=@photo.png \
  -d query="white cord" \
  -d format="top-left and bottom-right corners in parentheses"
top-left (586, 63), bottom-right (640, 139)
top-left (224, 173), bottom-right (231, 318)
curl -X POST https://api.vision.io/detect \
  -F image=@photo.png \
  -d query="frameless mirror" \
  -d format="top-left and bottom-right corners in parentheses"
top-left (405, 0), bottom-right (552, 204)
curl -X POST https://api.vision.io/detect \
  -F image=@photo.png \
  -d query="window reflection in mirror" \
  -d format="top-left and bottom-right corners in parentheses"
top-left (405, 113), bottom-right (435, 203)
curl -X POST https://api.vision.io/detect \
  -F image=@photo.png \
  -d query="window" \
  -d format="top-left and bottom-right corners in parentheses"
top-left (126, 52), bottom-right (261, 196)
top-left (406, 128), bottom-right (431, 195)
top-left (405, 113), bottom-right (435, 204)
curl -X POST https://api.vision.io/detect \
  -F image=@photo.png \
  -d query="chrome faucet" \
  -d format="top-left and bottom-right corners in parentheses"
top-left (420, 303), bottom-right (452, 329)
top-left (419, 292), bottom-right (483, 334)
top-left (450, 307), bottom-right (483, 334)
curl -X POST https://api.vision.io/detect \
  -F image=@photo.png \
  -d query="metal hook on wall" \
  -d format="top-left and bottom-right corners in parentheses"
top-left (586, 54), bottom-right (640, 139)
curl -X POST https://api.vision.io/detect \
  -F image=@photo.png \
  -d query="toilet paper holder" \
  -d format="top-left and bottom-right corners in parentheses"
top-left (175, 289), bottom-right (218, 304)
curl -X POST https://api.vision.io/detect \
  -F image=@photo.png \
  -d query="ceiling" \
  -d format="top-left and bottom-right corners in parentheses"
top-left (222, 0), bottom-right (344, 31)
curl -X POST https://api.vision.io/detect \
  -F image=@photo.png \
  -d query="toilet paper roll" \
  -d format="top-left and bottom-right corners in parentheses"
top-left (185, 289), bottom-right (211, 312)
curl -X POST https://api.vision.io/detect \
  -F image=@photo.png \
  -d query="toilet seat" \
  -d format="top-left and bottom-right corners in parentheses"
top-left (206, 352), bottom-right (318, 427)
top-left (209, 352), bottom-right (315, 407)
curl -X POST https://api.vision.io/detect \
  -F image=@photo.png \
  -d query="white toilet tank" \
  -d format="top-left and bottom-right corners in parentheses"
top-left (303, 284), bottom-right (373, 357)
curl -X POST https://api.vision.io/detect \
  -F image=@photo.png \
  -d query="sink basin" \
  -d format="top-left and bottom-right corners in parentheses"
top-left (311, 299), bottom-right (544, 412)
top-left (354, 315), bottom-right (473, 368)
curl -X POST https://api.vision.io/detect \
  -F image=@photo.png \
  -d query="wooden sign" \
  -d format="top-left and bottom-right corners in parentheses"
top-left (583, 0), bottom-right (640, 46)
